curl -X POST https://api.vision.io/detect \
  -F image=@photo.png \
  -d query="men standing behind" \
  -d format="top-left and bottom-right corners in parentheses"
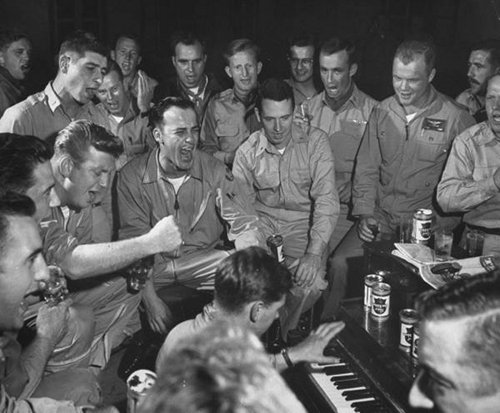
top-left (299, 38), bottom-right (377, 319)
top-left (95, 61), bottom-right (155, 170)
top-left (118, 97), bottom-right (264, 334)
top-left (285, 34), bottom-right (318, 106)
top-left (111, 33), bottom-right (158, 113)
top-left (156, 247), bottom-right (345, 371)
top-left (0, 192), bottom-right (116, 412)
top-left (329, 39), bottom-right (474, 316)
top-left (233, 79), bottom-right (339, 334)
top-left (154, 31), bottom-right (222, 124)
top-left (0, 30), bottom-right (32, 116)
top-left (456, 40), bottom-right (500, 122)
top-left (409, 271), bottom-right (500, 413)
top-left (437, 74), bottom-right (500, 256)
top-left (0, 31), bottom-right (107, 141)
top-left (201, 38), bottom-right (262, 166)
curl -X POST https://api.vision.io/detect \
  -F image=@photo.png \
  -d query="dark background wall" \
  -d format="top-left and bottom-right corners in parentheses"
top-left (1, 0), bottom-right (500, 101)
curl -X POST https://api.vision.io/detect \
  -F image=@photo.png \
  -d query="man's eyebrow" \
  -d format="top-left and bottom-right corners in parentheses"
top-left (421, 362), bottom-right (455, 388)
top-left (26, 248), bottom-right (43, 263)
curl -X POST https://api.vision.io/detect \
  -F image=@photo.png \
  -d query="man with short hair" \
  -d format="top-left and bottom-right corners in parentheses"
top-left (95, 60), bottom-right (155, 170)
top-left (0, 30), bottom-right (32, 116)
top-left (118, 97), bottom-right (264, 334)
top-left (233, 78), bottom-right (339, 334)
top-left (201, 38), bottom-right (262, 166)
top-left (329, 39), bottom-right (475, 316)
top-left (0, 31), bottom-right (108, 141)
top-left (156, 247), bottom-right (345, 371)
top-left (299, 37), bottom-right (377, 319)
top-left (437, 73), bottom-right (500, 256)
top-left (456, 39), bottom-right (500, 122)
top-left (154, 31), bottom-right (222, 124)
top-left (0, 126), bottom-right (183, 370)
top-left (111, 33), bottom-right (158, 113)
top-left (285, 34), bottom-right (318, 106)
top-left (409, 271), bottom-right (500, 412)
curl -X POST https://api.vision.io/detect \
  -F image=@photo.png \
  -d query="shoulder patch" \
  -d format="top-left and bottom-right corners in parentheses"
top-left (423, 118), bottom-right (446, 132)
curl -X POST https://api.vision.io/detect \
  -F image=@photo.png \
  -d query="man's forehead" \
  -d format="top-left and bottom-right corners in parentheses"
top-left (290, 45), bottom-right (314, 58)
top-left (70, 50), bottom-right (107, 66)
top-left (261, 98), bottom-right (293, 115)
top-left (116, 37), bottom-right (139, 51)
top-left (8, 38), bottom-right (31, 51)
top-left (162, 107), bottom-right (197, 127)
top-left (229, 50), bottom-right (257, 65)
top-left (176, 42), bottom-right (204, 57)
top-left (470, 49), bottom-right (491, 62)
top-left (101, 71), bottom-right (122, 87)
top-left (320, 50), bottom-right (349, 67)
top-left (32, 161), bottom-right (55, 189)
top-left (422, 319), bottom-right (467, 361)
top-left (487, 75), bottom-right (500, 93)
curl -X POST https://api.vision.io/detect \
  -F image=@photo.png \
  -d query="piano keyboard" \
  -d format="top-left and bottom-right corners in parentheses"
top-left (308, 361), bottom-right (390, 412)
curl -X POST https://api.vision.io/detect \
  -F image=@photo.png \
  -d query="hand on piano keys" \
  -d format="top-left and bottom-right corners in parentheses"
top-left (288, 321), bottom-right (346, 365)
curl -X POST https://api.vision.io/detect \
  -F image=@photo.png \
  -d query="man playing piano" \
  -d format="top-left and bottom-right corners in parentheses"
top-left (409, 271), bottom-right (500, 412)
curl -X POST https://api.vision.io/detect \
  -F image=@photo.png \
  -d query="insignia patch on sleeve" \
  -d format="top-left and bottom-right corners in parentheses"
top-left (422, 118), bottom-right (446, 132)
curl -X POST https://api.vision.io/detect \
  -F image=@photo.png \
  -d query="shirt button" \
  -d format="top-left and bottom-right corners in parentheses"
top-left (429, 136), bottom-right (434, 142)
top-left (425, 182), bottom-right (430, 187)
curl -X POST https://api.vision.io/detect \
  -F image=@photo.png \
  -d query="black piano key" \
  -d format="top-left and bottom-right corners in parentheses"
top-left (323, 365), bottom-right (352, 375)
top-left (351, 400), bottom-right (382, 409)
top-left (342, 389), bottom-right (373, 401)
top-left (330, 373), bottom-right (356, 383)
top-left (335, 379), bottom-right (363, 390)
top-left (354, 405), bottom-right (386, 413)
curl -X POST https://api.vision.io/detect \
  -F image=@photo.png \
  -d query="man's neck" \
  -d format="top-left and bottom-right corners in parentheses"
top-left (401, 86), bottom-right (432, 115)
top-left (292, 78), bottom-right (316, 98)
top-left (51, 76), bottom-right (84, 119)
top-left (158, 154), bottom-right (190, 179)
top-left (122, 72), bottom-right (137, 92)
top-left (233, 87), bottom-right (255, 106)
top-left (325, 81), bottom-right (354, 112)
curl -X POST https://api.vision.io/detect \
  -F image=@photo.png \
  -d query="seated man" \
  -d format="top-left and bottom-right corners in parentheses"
top-left (154, 31), bottom-right (222, 124)
top-left (0, 127), bottom-right (182, 371)
top-left (95, 60), bottom-right (155, 171)
top-left (409, 271), bottom-right (500, 412)
top-left (0, 29), bottom-right (31, 116)
top-left (233, 79), bottom-right (339, 334)
top-left (110, 33), bottom-right (158, 114)
top-left (0, 191), bottom-right (103, 409)
top-left (438, 73), bottom-right (500, 256)
top-left (156, 247), bottom-right (344, 371)
top-left (117, 97), bottom-right (264, 334)
top-left (201, 38), bottom-right (262, 166)
top-left (147, 321), bottom-right (307, 413)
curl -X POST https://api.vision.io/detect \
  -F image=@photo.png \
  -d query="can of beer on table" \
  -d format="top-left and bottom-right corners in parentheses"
top-left (127, 369), bottom-right (157, 413)
top-left (370, 282), bottom-right (391, 320)
top-left (399, 309), bottom-right (419, 351)
top-left (267, 235), bottom-right (284, 263)
top-left (364, 274), bottom-right (385, 311)
top-left (411, 323), bottom-right (420, 359)
top-left (411, 208), bottom-right (433, 245)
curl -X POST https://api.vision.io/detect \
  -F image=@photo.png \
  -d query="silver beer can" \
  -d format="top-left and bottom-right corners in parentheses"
top-left (363, 274), bottom-right (385, 311)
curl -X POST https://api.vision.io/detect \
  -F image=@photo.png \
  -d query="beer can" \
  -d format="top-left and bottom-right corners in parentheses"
top-left (127, 369), bottom-right (157, 413)
top-left (267, 235), bottom-right (284, 263)
top-left (370, 282), bottom-right (391, 320)
top-left (363, 274), bottom-right (385, 311)
top-left (411, 323), bottom-right (420, 359)
top-left (411, 208), bottom-right (433, 244)
top-left (399, 309), bottom-right (419, 351)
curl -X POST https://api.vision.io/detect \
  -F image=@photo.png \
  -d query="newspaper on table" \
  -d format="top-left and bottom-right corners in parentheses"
top-left (391, 243), bottom-right (496, 289)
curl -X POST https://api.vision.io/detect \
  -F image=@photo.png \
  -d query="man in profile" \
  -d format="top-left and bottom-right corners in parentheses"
top-left (456, 39), bottom-right (500, 122)
top-left (409, 271), bottom-right (500, 412)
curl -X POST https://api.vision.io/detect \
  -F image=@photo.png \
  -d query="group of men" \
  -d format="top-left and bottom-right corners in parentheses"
top-left (0, 24), bottom-right (500, 412)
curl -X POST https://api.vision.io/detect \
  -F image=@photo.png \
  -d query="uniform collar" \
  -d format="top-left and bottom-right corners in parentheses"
top-left (44, 82), bottom-right (63, 113)
top-left (142, 148), bottom-right (203, 184)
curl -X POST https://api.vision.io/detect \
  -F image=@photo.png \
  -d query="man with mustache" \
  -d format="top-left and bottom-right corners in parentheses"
top-left (154, 31), bottom-right (222, 124)
top-left (456, 40), bottom-right (500, 123)
top-left (117, 97), bottom-right (264, 334)
top-left (438, 73), bottom-right (500, 256)
top-left (284, 34), bottom-right (318, 106)
top-left (0, 31), bottom-right (107, 141)
top-left (201, 38), bottom-right (262, 166)
top-left (0, 30), bottom-right (31, 117)
top-left (298, 37), bottom-right (377, 319)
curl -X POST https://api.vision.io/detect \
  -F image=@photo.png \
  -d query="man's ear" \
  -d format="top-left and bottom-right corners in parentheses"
top-left (59, 54), bottom-right (70, 74)
top-left (0, 51), bottom-right (5, 68)
top-left (171, 56), bottom-right (176, 68)
top-left (257, 61), bottom-right (263, 75)
top-left (224, 65), bottom-right (233, 79)
top-left (59, 156), bottom-right (74, 178)
top-left (137, 55), bottom-right (142, 67)
top-left (349, 63), bottom-right (358, 78)
top-left (110, 50), bottom-right (116, 61)
top-left (428, 67), bottom-right (436, 83)
top-left (249, 302), bottom-right (263, 323)
top-left (254, 107), bottom-right (261, 123)
top-left (152, 128), bottom-right (162, 145)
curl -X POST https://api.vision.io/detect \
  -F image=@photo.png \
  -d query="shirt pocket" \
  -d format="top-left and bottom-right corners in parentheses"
top-left (416, 131), bottom-right (448, 163)
top-left (215, 121), bottom-right (242, 152)
top-left (289, 167), bottom-right (311, 191)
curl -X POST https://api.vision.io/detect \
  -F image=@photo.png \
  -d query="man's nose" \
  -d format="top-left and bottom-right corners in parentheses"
top-left (467, 66), bottom-right (475, 79)
top-left (33, 256), bottom-right (50, 283)
top-left (242, 66), bottom-right (249, 77)
top-left (49, 187), bottom-right (61, 208)
top-left (400, 79), bottom-right (410, 90)
top-left (274, 119), bottom-right (282, 132)
top-left (327, 70), bottom-right (334, 83)
top-left (186, 61), bottom-right (194, 73)
top-left (408, 371), bottom-right (434, 409)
